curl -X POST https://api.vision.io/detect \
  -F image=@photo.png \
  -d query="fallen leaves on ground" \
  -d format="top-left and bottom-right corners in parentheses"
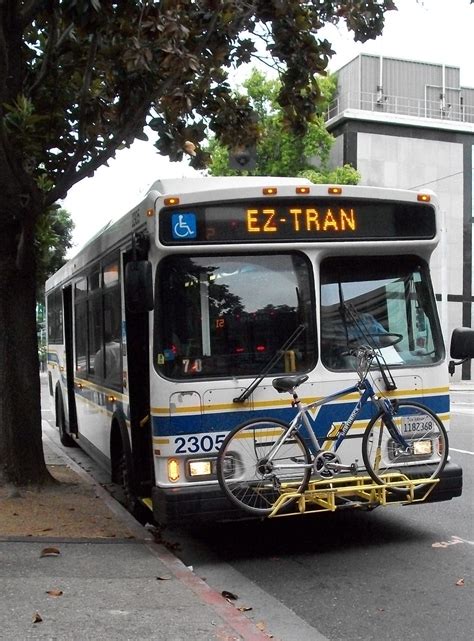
top-left (40, 547), bottom-right (60, 557)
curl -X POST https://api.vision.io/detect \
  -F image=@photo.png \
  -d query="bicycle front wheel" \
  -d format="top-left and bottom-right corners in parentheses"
top-left (362, 401), bottom-right (448, 494)
top-left (217, 418), bottom-right (312, 516)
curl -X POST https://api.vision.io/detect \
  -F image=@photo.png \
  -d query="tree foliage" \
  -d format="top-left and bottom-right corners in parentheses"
top-left (1, 0), bottom-right (395, 213)
top-left (0, 0), bottom-right (396, 486)
top-left (206, 68), bottom-right (360, 184)
top-left (36, 208), bottom-right (75, 287)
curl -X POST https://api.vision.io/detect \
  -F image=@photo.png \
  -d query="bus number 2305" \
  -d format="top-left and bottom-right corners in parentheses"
top-left (175, 434), bottom-right (226, 454)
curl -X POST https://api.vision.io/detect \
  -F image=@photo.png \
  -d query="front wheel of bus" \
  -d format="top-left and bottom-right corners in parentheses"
top-left (57, 394), bottom-right (76, 448)
top-left (361, 401), bottom-right (448, 495)
top-left (217, 418), bottom-right (311, 516)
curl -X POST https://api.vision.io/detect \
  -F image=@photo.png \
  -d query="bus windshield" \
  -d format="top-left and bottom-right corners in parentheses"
top-left (320, 255), bottom-right (444, 370)
top-left (156, 253), bottom-right (316, 379)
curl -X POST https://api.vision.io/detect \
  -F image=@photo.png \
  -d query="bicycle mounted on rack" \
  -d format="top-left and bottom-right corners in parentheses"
top-left (217, 344), bottom-right (449, 517)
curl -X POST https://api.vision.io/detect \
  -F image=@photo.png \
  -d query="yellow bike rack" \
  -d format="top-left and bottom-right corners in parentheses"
top-left (268, 474), bottom-right (440, 518)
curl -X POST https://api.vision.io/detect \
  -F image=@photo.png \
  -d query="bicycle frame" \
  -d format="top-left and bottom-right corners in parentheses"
top-left (265, 377), bottom-right (410, 474)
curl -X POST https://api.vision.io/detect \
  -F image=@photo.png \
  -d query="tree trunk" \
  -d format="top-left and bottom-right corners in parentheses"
top-left (0, 216), bottom-right (53, 486)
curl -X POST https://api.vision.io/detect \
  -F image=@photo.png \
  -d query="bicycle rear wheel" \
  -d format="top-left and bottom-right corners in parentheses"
top-left (217, 418), bottom-right (312, 516)
top-left (362, 401), bottom-right (448, 494)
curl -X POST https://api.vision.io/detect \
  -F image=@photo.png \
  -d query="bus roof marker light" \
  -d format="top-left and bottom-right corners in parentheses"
top-left (263, 187), bottom-right (277, 195)
top-left (328, 186), bottom-right (342, 195)
top-left (167, 458), bottom-right (180, 482)
top-left (417, 193), bottom-right (431, 202)
top-left (296, 186), bottom-right (310, 194)
top-left (146, 208), bottom-right (154, 217)
top-left (164, 196), bottom-right (180, 206)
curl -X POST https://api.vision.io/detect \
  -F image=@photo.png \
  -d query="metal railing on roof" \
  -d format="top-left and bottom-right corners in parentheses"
top-left (326, 91), bottom-right (474, 124)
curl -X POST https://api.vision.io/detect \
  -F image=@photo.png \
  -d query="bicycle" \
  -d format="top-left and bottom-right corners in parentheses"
top-left (217, 346), bottom-right (448, 516)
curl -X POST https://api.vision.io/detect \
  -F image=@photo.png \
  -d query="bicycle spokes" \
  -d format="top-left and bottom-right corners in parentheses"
top-left (217, 419), bottom-right (311, 515)
top-left (362, 401), bottom-right (448, 493)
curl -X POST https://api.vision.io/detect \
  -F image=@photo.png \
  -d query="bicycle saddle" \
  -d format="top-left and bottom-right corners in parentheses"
top-left (272, 374), bottom-right (309, 393)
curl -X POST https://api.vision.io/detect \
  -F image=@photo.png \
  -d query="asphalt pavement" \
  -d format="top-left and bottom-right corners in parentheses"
top-left (0, 428), bottom-right (273, 641)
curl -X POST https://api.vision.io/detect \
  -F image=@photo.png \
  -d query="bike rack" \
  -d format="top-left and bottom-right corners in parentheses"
top-left (268, 474), bottom-right (440, 518)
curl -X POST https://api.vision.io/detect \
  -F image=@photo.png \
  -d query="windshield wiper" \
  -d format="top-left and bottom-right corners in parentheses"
top-left (233, 323), bottom-right (306, 403)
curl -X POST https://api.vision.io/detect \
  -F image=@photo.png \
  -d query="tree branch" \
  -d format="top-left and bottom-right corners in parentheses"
top-left (77, 31), bottom-right (99, 145)
top-left (28, 5), bottom-right (59, 96)
top-left (48, 65), bottom-right (184, 205)
top-left (48, 101), bottom-right (150, 205)
top-left (0, 7), bottom-right (8, 104)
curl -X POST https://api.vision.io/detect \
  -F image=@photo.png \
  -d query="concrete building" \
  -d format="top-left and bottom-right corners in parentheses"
top-left (327, 54), bottom-right (474, 380)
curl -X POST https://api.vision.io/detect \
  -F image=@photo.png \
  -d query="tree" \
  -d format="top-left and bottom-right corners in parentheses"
top-left (206, 68), bottom-right (360, 183)
top-left (0, 0), bottom-right (396, 487)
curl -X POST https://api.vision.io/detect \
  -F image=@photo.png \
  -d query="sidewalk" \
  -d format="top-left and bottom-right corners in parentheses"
top-left (0, 428), bottom-right (274, 641)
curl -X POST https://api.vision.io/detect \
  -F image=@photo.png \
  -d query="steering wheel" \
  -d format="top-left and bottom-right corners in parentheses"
top-left (349, 332), bottom-right (403, 348)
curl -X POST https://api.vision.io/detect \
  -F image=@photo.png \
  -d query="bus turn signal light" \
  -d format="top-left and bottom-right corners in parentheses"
top-left (167, 458), bottom-right (180, 482)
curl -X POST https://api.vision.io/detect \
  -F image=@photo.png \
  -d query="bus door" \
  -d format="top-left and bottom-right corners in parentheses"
top-left (123, 251), bottom-right (154, 497)
top-left (62, 285), bottom-right (78, 435)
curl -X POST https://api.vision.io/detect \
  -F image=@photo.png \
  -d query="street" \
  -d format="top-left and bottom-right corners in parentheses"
top-left (41, 380), bottom-right (473, 641)
top-left (169, 406), bottom-right (473, 641)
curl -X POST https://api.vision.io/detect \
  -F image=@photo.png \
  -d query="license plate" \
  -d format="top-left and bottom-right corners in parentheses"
top-left (401, 415), bottom-right (435, 435)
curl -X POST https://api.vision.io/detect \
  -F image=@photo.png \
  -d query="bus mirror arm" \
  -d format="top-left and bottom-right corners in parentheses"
top-left (233, 324), bottom-right (306, 404)
top-left (448, 357), bottom-right (469, 376)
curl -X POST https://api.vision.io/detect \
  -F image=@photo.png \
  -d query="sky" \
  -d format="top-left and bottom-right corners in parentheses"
top-left (62, 0), bottom-right (473, 254)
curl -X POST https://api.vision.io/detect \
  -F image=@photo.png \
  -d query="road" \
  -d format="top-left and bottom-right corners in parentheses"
top-left (41, 379), bottom-right (473, 641)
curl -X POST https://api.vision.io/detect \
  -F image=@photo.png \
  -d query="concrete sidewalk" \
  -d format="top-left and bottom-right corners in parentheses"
top-left (0, 432), bottom-right (274, 641)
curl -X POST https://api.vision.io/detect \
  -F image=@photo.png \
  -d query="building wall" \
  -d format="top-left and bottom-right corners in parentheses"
top-left (357, 131), bottom-right (464, 319)
top-left (333, 54), bottom-right (474, 123)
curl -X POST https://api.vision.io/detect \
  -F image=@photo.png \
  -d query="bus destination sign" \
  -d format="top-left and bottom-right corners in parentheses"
top-left (159, 198), bottom-right (436, 245)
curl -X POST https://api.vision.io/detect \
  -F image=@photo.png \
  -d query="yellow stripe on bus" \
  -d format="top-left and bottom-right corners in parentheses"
top-left (150, 387), bottom-right (450, 416)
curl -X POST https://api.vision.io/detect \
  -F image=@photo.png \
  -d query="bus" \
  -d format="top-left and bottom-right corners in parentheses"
top-left (46, 176), bottom-right (472, 524)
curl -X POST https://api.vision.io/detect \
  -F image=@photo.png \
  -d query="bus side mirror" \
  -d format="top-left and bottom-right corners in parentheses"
top-left (448, 327), bottom-right (474, 375)
top-left (125, 261), bottom-right (154, 313)
top-left (450, 327), bottom-right (474, 360)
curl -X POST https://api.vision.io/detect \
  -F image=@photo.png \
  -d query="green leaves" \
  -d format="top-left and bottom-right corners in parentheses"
top-left (1, 0), bottom-right (396, 209)
top-left (206, 67), bottom-right (357, 183)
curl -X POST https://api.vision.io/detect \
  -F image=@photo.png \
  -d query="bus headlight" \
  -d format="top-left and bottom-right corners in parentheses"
top-left (412, 440), bottom-right (433, 456)
top-left (188, 459), bottom-right (213, 478)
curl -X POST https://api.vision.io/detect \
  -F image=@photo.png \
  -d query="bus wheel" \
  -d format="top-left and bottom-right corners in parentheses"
top-left (117, 448), bottom-right (148, 524)
top-left (57, 395), bottom-right (76, 448)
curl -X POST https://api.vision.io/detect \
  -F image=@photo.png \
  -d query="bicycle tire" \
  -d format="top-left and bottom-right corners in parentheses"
top-left (217, 417), bottom-right (312, 516)
top-left (362, 400), bottom-right (448, 494)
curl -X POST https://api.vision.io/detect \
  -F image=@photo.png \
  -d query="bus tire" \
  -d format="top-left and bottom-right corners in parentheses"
top-left (111, 418), bottom-right (148, 524)
top-left (56, 392), bottom-right (76, 448)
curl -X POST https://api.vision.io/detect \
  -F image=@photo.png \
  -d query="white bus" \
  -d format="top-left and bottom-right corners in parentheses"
top-left (46, 177), bottom-right (472, 524)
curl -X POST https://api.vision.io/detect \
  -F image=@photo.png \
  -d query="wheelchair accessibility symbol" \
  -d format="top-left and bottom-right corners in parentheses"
top-left (172, 213), bottom-right (197, 240)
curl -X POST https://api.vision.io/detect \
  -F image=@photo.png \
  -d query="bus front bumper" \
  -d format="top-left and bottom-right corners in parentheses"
top-left (151, 461), bottom-right (462, 526)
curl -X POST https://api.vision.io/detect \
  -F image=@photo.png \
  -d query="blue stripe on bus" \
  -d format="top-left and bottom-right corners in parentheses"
top-left (151, 393), bottom-right (450, 438)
